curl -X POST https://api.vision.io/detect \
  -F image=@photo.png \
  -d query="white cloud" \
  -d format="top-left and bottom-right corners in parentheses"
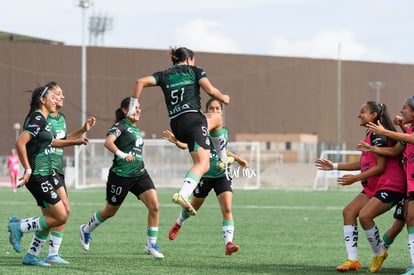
top-left (269, 30), bottom-right (392, 62)
top-left (173, 19), bottom-right (242, 54)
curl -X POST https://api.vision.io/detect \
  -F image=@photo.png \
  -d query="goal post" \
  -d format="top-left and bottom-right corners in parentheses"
top-left (69, 139), bottom-right (261, 190)
top-left (312, 150), bottom-right (361, 191)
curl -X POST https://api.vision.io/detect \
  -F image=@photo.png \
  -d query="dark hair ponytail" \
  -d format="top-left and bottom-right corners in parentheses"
top-left (24, 81), bottom-right (58, 122)
top-left (170, 47), bottom-right (194, 65)
top-left (366, 101), bottom-right (396, 133)
top-left (115, 97), bottom-right (130, 122)
top-left (406, 96), bottom-right (414, 111)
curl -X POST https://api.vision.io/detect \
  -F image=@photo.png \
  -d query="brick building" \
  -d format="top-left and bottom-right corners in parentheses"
top-left (1, 38), bottom-right (413, 157)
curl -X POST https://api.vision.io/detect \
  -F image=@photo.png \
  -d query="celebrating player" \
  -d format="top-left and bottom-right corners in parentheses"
top-left (8, 82), bottom-right (87, 267)
top-left (363, 96), bottom-right (414, 275)
top-left (315, 101), bottom-right (405, 273)
top-left (356, 114), bottom-right (407, 254)
top-left (79, 97), bottom-right (164, 259)
top-left (43, 82), bottom-right (96, 264)
top-left (165, 98), bottom-right (247, 256)
top-left (127, 46), bottom-right (231, 215)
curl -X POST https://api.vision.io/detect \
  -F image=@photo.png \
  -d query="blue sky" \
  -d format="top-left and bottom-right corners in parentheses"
top-left (1, 0), bottom-right (413, 64)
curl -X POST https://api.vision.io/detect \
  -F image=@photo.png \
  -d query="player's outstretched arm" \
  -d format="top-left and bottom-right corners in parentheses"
top-left (199, 78), bottom-right (229, 105)
top-left (128, 76), bottom-right (156, 116)
top-left (356, 140), bottom-right (404, 157)
top-left (67, 116), bottom-right (96, 140)
top-left (227, 151), bottom-right (248, 168)
top-left (163, 130), bottom-right (188, 150)
top-left (367, 121), bottom-right (414, 144)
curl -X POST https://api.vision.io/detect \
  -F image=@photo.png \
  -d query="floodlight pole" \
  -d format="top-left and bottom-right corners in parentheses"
top-left (78, 0), bottom-right (92, 187)
top-left (369, 81), bottom-right (385, 103)
top-left (13, 122), bottom-right (21, 141)
top-left (79, 0), bottom-right (91, 125)
top-left (337, 43), bottom-right (342, 152)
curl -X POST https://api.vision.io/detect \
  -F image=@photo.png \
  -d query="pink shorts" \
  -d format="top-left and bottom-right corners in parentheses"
top-left (9, 169), bottom-right (19, 178)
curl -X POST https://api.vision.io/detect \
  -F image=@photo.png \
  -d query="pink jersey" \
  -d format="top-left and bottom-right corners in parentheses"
top-left (7, 154), bottom-right (19, 172)
top-left (360, 133), bottom-right (379, 197)
top-left (405, 127), bottom-right (414, 195)
top-left (360, 132), bottom-right (406, 197)
top-left (376, 150), bottom-right (406, 194)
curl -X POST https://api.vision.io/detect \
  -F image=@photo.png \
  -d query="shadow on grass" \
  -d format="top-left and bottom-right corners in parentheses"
top-left (0, 254), bottom-right (406, 275)
top-left (159, 260), bottom-right (405, 275)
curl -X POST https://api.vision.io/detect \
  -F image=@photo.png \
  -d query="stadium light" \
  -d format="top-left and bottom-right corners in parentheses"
top-left (369, 81), bottom-right (385, 103)
top-left (89, 14), bottom-right (113, 46)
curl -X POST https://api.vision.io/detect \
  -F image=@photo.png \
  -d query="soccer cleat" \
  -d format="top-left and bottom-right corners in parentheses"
top-left (8, 219), bottom-right (23, 253)
top-left (402, 265), bottom-right (414, 275)
top-left (22, 253), bottom-right (51, 267)
top-left (368, 249), bottom-right (388, 273)
top-left (168, 223), bottom-right (181, 240)
top-left (44, 254), bottom-right (70, 264)
top-left (172, 193), bottom-right (197, 216)
top-left (79, 224), bottom-right (92, 251)
top-left (216, 157), bottom-right (235, 170)
top-left (335, 259), bottom-right (361, 272)
top-left (144, 243), bottom-right (164, 259)
top-left (225, 241), bottom-right (240, 256)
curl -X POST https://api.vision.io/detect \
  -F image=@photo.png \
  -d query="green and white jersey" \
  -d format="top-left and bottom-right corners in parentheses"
top-left (107, 118), bottom-right (145, 177)
top-left (23, 110), bottom-right (54, 176)
top-left (204, 127), bottom-right (229, 179)
top-left (48, 112), bottom-right (67, 174)
top-left (152, 65), bottom-right (207, 119)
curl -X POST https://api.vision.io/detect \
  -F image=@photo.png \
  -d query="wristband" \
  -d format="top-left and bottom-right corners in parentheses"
top-left (115, 150), bottom-right (129, 159)
top-left (25, 168), bottom-right (32, 175)
top-left (332, 163), bottom-right (338, 170)
top-left (127, 97), bottom-right (139, 116)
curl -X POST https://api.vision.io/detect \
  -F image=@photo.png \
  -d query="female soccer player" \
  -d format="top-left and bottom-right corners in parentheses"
top-left (79, 97), bottom-right (164, 259)
top-left (8, 83), bottom-right (87, 267)
top-left (7, 148), bottom-right (19, 192)
top-left (315, 101), bottom-right (405, 273)
top-left (364, 96), bottom-right (414, 275)
top-left (127, 47), bottom-right (231, 215)
top-left (165, 98), bottom-right (248, 256)
top-left (356, 114), bottom-right (407, 254)
top-left (43, 82), bottom-right (96, 264)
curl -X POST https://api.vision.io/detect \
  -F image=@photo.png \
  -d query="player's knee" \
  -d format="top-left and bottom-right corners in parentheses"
top-left (203, 163), bottom-right (210, 174)
top-left (53, 212), bottom-right (69, 226)
top-left (358, 211), bottom-right (375, 229)
top-left (148, 200), bottom-right (160, 213)
top-left (342, 206), bottom-right (358, 220)
top-left (65, 206), bottom-right (72, 217)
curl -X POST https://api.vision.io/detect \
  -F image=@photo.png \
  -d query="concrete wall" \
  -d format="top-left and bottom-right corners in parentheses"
top-left (1, 41), bottom-right (413, 155)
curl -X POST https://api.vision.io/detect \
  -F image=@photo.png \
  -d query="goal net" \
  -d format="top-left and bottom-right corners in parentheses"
top-left (312, 150), bottom-right (361, 191)
top-left (67, 139), bottom-right (261, 190)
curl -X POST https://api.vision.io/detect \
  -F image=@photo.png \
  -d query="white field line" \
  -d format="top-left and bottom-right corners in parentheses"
top-left (0, 200), bottom-right (342, 211)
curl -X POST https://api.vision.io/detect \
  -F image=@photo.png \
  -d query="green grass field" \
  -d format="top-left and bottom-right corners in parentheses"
top-left (0, 187), bottom-right (410, 274)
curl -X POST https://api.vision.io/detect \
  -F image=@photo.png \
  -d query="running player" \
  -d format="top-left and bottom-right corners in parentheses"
top-left (127, 46), bottom-right (231, 215)
top-left (79, 97), bottom-right (164, 259)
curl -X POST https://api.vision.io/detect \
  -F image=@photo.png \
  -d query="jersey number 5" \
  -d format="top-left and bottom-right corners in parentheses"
top-left (171, 88), bottom-right (184, 105)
